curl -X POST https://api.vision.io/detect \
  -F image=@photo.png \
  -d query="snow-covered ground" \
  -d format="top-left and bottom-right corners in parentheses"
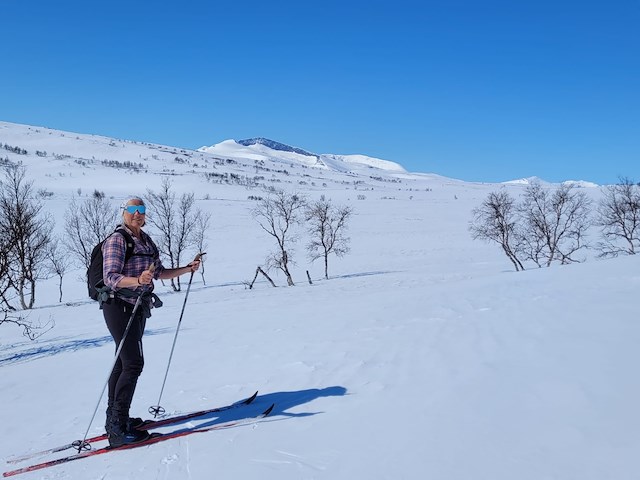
top-left (1, 121), bottom-right (638, 479)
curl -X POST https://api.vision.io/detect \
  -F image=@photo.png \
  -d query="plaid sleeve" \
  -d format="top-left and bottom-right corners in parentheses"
top-left (102, 233), bottom-right (127, 290)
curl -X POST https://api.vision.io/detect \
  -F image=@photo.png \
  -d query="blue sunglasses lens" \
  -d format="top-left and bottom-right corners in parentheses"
top-left (125, 205), bottom-right (146, 214)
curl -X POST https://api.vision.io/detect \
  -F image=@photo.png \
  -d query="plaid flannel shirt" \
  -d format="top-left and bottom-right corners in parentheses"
top-left (102, 225), bottom-right (165, 305)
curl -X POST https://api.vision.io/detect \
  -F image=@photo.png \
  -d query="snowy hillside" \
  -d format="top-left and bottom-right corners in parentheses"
top-left (0, 120), bottom-right (637, 480)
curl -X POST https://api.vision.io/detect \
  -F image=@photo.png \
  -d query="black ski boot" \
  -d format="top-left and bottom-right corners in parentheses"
top-left (107, 418), bottom-right (150, 448)
top-left (106, 407), bottom-right (145, 433)
top-left (128, 416), bottom-right (145, 430)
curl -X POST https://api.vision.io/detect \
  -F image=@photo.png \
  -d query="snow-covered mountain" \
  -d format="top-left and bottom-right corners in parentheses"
top-left (502, 176), bottom-right (599, 188)
top-left (235, 137), bottom-right (317, 157)
top-left (502, 176), bottom-right (551, 186)
top-left (199, 137), bottom-right (408, 175)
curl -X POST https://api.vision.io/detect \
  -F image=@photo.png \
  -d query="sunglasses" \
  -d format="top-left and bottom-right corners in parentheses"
top-left (124, 205), bottom-right (146, 214)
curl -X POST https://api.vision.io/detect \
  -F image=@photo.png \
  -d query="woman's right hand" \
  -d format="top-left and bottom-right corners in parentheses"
top-left (138, 268), bottom-right (154, 285)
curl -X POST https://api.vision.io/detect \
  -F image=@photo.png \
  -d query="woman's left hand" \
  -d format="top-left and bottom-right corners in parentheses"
top-left (187, 252), bottom-right (205, 272)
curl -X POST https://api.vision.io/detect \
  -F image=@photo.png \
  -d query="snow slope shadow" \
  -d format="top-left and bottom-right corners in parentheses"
top-left (163, 386), bottom-right (348, 431)
top-left (0, 327), bottom-right (173, 366)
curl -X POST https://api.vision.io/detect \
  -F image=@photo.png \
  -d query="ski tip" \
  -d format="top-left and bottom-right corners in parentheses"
top-left (243, 391), bottom-right (259, 405)
top-left (262, 404), bottom-right (275, 417)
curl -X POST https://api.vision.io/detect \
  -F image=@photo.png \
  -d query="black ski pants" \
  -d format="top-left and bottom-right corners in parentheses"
top-left (103, 299), bottom-right (146, 423)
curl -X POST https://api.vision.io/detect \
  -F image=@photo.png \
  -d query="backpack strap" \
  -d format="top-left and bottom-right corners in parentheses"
top-left (113, 227), bottom-right (135, 263)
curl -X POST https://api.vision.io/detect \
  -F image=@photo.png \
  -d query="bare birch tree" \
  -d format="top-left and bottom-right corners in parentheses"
top-left (252, 189), bottom-right (306, 286)
top-left (1, 228), bottom-right (53, 337)
top-left (0, 166), bottom-right (54, 309)
top-left (192, 209), bottom-right (211, 285)
top-left (0, 215), bottom-right (16, 308)
top-left (64, 192), bottom-right (119, 272)
top-left (519, 182), bottom-right (591, 266)
top-left (595, 177), bottom-right (640, 257)
top-left (146, 178), bottom-right (206, 291)
top-left (305, 199), bottom-right (353, 279)
top-left (45, 238), bottom-right (71, 303)
top-left (469, 189), bottom-right (525, 271)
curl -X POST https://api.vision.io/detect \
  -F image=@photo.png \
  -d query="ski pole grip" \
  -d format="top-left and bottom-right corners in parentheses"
top-left (140, 264), bottom-right (155, 292)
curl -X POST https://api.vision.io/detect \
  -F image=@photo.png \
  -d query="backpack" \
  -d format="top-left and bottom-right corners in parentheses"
top-left (87, 227), bottom-right (136, 301)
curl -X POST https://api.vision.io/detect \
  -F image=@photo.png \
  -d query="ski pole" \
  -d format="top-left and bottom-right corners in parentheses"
top-left (77, 264), bottom-right (155, 452)
top-left (149, 252), bottom-right (205, 417)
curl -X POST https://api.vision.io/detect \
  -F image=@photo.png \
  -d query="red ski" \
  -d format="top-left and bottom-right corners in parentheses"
top-left (3, 404), bottom-right (274, 477)
top-left (7, 391), bottom-right (258, 465)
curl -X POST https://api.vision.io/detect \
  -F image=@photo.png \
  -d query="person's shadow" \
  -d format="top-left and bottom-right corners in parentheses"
top-left (162, 386), bottom-right (348, 431)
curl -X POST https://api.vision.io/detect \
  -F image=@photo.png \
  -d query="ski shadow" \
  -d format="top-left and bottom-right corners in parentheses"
top-left (0, 327), bottom-right (173, 367)
top-left (254, 387), bottom-right (349, 418)
top-left (332, 270), bottom-right (397, 280)
top-left (165, 386), bottom-right (348, 430)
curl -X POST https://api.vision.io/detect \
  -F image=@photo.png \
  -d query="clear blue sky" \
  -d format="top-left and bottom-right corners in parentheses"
top-left (1, 0), bottom-right (638, 184)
